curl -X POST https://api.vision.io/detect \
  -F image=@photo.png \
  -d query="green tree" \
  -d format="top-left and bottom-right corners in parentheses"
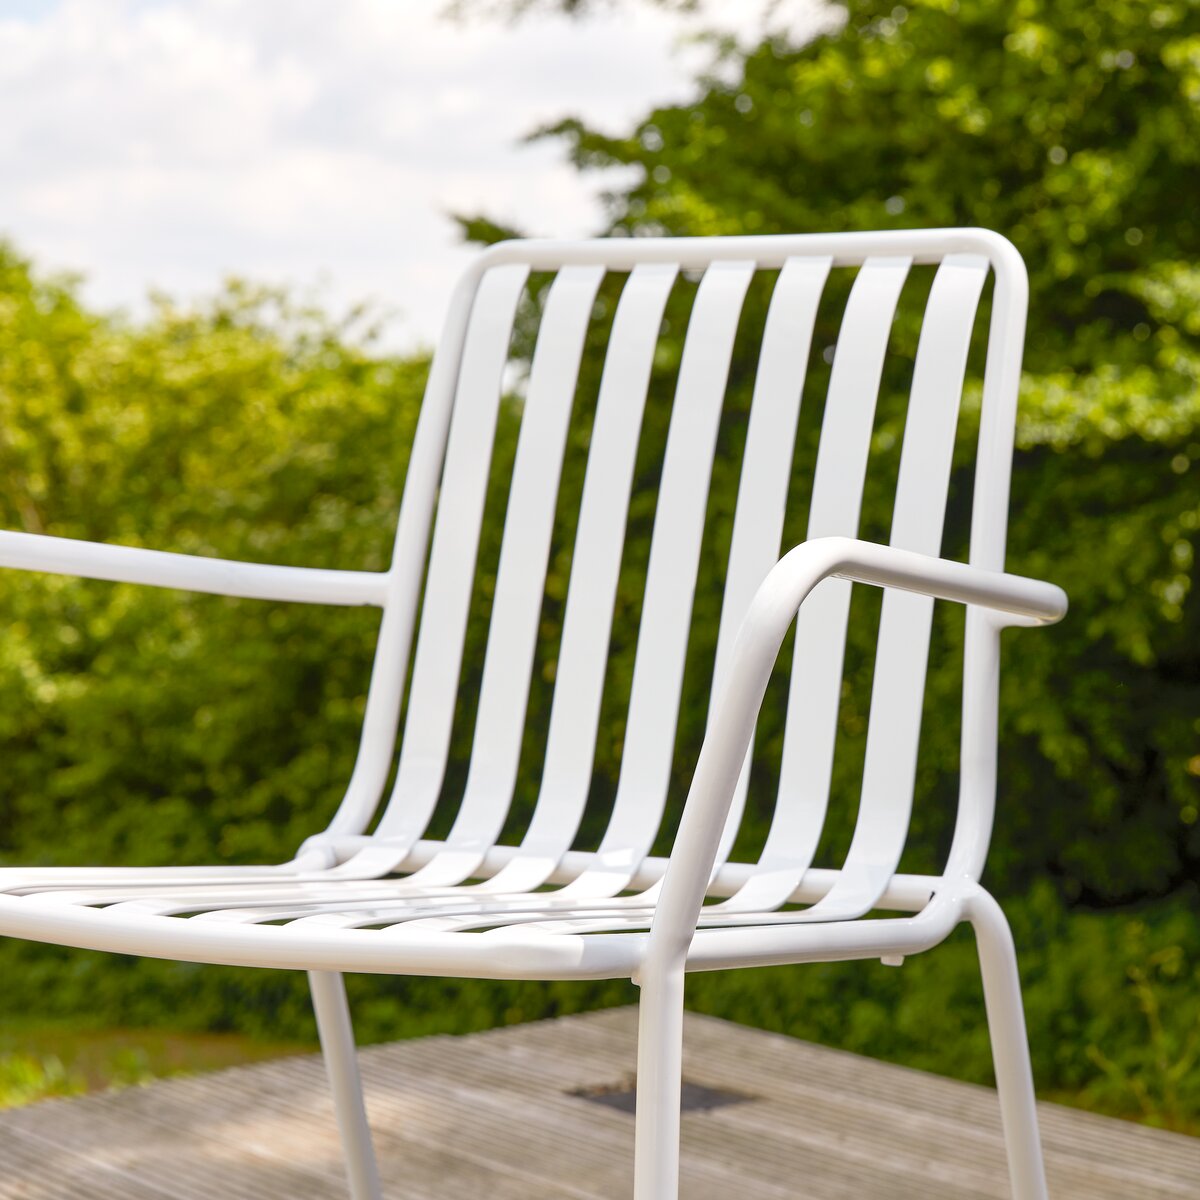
top-left (510, 0), bottom-right (1200, 905)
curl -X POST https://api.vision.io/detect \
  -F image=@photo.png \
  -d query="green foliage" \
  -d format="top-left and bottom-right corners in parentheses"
top-left (526, 0), bottom-right (1200, 904)
top-left (685, 883), bottom-right (1200, 1134)
top-left (1074, 905), bottom-right (1200, 1131)
top-left (0, 1022), bottom-right (306, 1108)
top-left (0, 247), bottom-right (422, 869)
top-left (1, 0), bottom-right (1199, 1132)
top-left (0, 1053), bottom-right (84, 1108)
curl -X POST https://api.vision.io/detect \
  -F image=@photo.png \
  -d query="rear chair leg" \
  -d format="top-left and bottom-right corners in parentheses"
top-left (966, 892), bottom-right (1050, 1200)
top-left (633, 964), bottom-right (686, 1200)
top-left (308, 970), bottom-right (384, 1200)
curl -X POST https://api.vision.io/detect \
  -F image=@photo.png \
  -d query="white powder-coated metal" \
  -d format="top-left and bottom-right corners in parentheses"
top-left (0, 230), bottom-right (1068, 1200)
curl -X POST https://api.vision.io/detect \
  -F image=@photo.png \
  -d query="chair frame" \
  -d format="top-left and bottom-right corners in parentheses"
top-left (0, 229), bottom-right (1067, 1200)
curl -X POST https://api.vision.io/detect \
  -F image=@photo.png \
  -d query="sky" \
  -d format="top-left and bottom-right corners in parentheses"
top-left (0, 0), bottom-right (826, 352)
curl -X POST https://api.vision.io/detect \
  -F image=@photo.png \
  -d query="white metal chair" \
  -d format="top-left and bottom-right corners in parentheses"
top-left (0, 229), bottom-right (1067, 1200)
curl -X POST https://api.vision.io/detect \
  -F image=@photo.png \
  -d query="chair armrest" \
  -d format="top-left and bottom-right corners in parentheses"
top-left (0, 529), bottom-right (389, 607)
top-left (641, 536), bottom-right (1067, 975)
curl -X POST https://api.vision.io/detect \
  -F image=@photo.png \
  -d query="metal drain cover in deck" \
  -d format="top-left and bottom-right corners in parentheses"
top-left (572, 1079), bottom-right (754, 1115)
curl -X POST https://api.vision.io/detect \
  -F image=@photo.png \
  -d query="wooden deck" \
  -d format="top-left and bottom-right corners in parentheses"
top-left (0, 1006), bottom-right (1195, 1199)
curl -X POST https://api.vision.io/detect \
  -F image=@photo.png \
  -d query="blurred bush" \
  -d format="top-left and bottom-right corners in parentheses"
top-left (0, 1052), bottom-right (84, 1109)
top-left (0, 252), bottom-right (419, 869)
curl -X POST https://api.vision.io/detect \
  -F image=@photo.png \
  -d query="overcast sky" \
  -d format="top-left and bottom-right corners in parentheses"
top-left (0, 0), bottom-right (824, 351)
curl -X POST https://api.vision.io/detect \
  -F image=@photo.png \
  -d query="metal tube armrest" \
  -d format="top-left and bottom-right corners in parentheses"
top-left (0, 529), bottom-right (389, 607)
top-left (643, 536), bottom-right (1067, 976)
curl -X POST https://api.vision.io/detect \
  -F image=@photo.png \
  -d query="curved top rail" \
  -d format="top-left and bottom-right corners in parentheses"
top-left (477, 227), bottom-right (1026, 277)
top-left (0, 529), bottom-right (389, 607)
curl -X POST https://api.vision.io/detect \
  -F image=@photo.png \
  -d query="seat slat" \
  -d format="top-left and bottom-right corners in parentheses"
top-left (705, 257), bottom-right (833, 872)
top-left (794, 254), bottom-right (989, 921)
top-left (395, 265), bottom-right (606, 888)
top-left (480, 263), bottom-right (680, 896)
top-left (362, 264), bottom-right (530, 865)
top-left (718, 257), bottom-right (912, 913)
top-left (560, 259), bottom-right (755, 898)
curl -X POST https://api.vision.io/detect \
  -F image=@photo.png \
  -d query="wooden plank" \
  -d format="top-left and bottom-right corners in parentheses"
top-left (0, 1006), bottom-right (1196, 1199)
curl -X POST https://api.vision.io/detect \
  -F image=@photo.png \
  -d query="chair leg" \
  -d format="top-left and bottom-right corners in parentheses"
top-left (308, 970), bottom-right (384, 1200)
top-left (633, 964), bottom-right (686, 1200)
top-left (966, 891), bottom-right (1050, 1200)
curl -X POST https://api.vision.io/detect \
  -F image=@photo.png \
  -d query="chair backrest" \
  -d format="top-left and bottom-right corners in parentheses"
top-left (325, 230), bottom-right (1028, 901)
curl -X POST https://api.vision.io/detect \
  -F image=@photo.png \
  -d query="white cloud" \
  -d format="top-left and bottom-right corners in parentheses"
top-left (0, 0), bottom-right (826, 350)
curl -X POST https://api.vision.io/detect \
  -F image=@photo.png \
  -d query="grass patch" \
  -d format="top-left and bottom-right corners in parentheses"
top-left (0, 1022), bottom-right (311, 1109)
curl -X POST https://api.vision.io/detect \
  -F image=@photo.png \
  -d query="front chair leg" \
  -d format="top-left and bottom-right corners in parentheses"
top-left (308, 970), bottom-right (384, 1200)
top-left (965, 891), bottom-right (1050, 1200)
top-left (633, 964), bottom-right (686, 1200)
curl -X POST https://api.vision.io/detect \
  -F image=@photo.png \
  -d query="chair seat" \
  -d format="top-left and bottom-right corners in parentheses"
top-left (0, 848), bottom-right (957, 982)
top-left (0, 230), bottom-right (1063, 1199)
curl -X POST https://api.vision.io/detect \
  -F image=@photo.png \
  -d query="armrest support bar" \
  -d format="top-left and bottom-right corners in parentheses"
top-left (0, 530), bottom-right (389, 607)
top-left (819, 542), bottom-right (1066, 625)
top-left (641, 536), bottom-right (1067, 978)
